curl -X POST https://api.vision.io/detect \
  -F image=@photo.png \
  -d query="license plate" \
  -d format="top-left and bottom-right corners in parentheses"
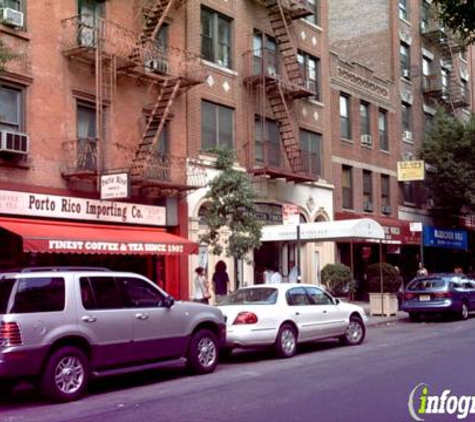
top-left (419, 295), bottom-right (431, 301)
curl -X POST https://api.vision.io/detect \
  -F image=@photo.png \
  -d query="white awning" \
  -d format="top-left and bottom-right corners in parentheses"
top-left (261, 218), bottom-right (385, 242)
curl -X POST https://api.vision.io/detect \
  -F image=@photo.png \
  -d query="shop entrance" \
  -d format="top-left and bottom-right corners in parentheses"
top-left (254, 242), bottom-right (280, 284)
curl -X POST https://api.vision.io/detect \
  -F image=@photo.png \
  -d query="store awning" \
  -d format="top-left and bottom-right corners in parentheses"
top-left (0, 216), bottom-right (198, 255)
top-left (262, 218), bottom-right (385, 242)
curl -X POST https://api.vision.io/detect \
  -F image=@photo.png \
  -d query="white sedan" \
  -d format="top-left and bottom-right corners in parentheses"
top-left (218, 283), bottom-right (367, 358)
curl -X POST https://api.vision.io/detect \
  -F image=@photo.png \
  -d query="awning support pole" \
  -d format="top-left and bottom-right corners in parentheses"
top-left (350, 239), bottom-right (354, 302)
top-left (380, 240), bottom-right (384, 316)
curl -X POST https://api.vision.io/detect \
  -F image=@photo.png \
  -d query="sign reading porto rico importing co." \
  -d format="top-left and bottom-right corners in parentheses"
top-left (423, 226), bottom-right (468, 250)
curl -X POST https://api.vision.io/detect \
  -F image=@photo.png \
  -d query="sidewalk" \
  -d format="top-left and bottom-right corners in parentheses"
top-left (352, 301), bottom-right (408, 327)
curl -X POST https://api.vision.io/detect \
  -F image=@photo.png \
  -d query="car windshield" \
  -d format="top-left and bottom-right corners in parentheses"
top-left (0, 279), bottom-right (15, 314)
top-left (407, 277), bottom-right (449, 291)
top-left (221, 288), bottom-right (278, 305)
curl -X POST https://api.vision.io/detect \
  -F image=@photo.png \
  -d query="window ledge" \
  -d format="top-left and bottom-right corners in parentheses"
top-left (341, 138), bottom-right (353, 144)
top-left (380, 149), bottom-right (390, 155)
top-left (306, 99), bottom-right (325, 107)
top-left (399, 17), bottom-right (412, 26)
top-left (201, 60), bottom-right (238, 76)
top-left (1, 25), bottom-right (30, 41)
top-left (298, 20), bottom-right (323, 34)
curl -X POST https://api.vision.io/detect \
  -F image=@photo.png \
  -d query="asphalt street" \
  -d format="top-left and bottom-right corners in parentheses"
top-left (2, 315), bottom-right (475, 422)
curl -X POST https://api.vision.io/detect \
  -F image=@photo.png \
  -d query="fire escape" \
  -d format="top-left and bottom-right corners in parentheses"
top-left (421, 15), bottom-right (470, 113)
top-left (60, 0), bottom-right (206, 195)
top-left (245, 0), bottom-right (316, 182)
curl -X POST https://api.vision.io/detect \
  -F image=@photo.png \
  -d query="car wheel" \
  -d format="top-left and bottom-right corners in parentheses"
top-left (460, 302), bottom-right (469, 320)
top-left (274, 324), bottom-right (297, 358)
top-left (187, 329), bottom-right (219, 375)
top-left (39, 346), bottom-right (89, 403)
top-left (340, 316), bottom-right (365, 346)
top-left (409, 312), bottom-right (420, 322)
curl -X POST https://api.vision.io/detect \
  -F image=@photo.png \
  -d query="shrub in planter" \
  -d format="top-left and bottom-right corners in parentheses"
top-left (321, 263), bottom-right (354, 297)
top-left (367, 263), bottom-right (400, 293)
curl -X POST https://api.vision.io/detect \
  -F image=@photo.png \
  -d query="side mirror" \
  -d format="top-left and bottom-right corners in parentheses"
top-left (334, 298), bottom-right (341, 305)
top-left (163, 296), bottom-right (175, 308)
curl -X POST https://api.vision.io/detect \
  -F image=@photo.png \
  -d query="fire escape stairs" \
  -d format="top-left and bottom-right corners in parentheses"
top-left (265, 2), bottom-right (303, 86)
top-left (130, 78), bottom-right (182, 179)
top-left (266, 80), bottom-right (303, 173)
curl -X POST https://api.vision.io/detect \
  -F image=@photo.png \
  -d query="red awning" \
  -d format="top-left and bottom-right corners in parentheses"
top-left (0, 216), bottom-right (198, 255)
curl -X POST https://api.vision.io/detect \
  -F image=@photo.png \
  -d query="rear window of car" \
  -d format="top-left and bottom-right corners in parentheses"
top-left (221, 288), bottom-right (278, 305)
top-left (10, 277), bottom-right (65, 313)
top-left (407, 278), bottom-right (448, 291)
top-left (0, 279), bottom-right (15, 314)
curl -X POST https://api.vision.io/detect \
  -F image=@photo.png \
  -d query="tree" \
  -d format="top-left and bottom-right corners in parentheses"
top-left (199, 148), bottom-right (262, 262)
top-left (420, 110), bottom-right (475, 215)
top-left (433, 0), bottom-right (475, 45)
top-left (0, 38), bottom-right (15, 74)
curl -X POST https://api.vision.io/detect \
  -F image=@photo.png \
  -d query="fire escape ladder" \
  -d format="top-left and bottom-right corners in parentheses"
top-left (131, 78), bottom-right (182, 178)
top-left (266, 2), bottom-right (303, 85)
top-left (267, 80), bottom-right (303, 173)
top-left (143, 0), bottom-right (175, 41)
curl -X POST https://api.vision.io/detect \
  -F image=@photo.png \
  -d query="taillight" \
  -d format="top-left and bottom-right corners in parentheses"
top-left (405, 293), bottom-right (415, 300)
top-left (233, 312), bottom-right (258, 325)
top-left (433, 292), bottom-right (452, 299)
top-left (1, 322), bottom-right (22, 347)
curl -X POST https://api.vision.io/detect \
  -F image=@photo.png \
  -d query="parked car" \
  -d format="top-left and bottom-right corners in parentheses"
top-left (401, 273), bottom-right (475, 321)
top-left (0, 267), bottom-right (226, 402)
top-left (217, 283), bottom-right (367, 358)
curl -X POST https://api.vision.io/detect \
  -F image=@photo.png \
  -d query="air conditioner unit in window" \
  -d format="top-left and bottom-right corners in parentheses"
top-left (145, 58), bottom-right (169, 75)
top-left (361, 134), bottom-right (373, 146)
top-left (403, 130), bottom-right (413, 141)
top-left (1, 7), bottom-right (24, 28)
top-left (0, 130), bottom-right (30, 155)
top-left (402, 69), bottom-right (411, 78)
top-left (382, 205), bottom-right (392, 215)
top-left (363, 201), bottom-right (374, 212)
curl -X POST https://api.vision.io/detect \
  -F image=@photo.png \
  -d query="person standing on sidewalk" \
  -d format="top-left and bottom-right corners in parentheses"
top-left (192, 267), bottom-right (210, 304)
top-left (212, 260), bottom-right (229, 304)
top-left (416, 262), bottom-right (428, 277)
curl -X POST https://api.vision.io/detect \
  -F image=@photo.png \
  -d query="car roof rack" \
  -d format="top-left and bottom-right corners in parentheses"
top-left (1, 266), bottom-right (111, 273)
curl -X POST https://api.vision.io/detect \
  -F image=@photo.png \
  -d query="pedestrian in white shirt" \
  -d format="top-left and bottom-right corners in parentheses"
top-left (270, 267), bottom-right (282, 284)
top-left (288, 261), bottom-right (299, 283)
top-left (192, 267), bottom-right (210, 304)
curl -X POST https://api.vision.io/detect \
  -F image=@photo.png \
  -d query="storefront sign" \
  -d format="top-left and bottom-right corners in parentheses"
top-left (100, 173), bottom-right (130, 200)
top-left (423, 226), bottom-right (468, 250)
top-left (282, 204), bottom-right (300, 226)
top-left (255, 203), bottom-right (283, 225)
top-left (397, 160), bottom-right (425, 181)
top-left (0, 190), bottom-right (166, 226)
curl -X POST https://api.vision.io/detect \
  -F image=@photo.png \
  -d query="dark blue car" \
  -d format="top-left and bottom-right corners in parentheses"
top-left (401, 273), bottom-right (475, 321)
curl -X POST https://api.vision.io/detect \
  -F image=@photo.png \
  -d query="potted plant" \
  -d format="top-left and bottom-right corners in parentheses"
top-left (321, 263), bottom-right (355, 300)
top-left (367, 263), bottom-right (400, 316)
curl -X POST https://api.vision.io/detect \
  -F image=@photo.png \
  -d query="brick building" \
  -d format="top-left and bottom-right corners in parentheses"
top-left (328, 0), bottom-right (475, 281)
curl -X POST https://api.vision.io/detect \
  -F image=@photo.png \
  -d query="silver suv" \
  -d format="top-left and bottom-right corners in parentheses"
top-left (0, 267), bottom-right (226, 402)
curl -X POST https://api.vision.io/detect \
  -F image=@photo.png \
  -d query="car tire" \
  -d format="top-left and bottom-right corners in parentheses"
top-left (340, 316), bottom-right (365, 346)
top-left (274, 324), bottom-right (297, 358)
top-left (409, 312), bottom-right (420, 322)
top-left (39, 346), bottom-right (90, 403)
top-left (187, 329), bottom-right (219, 375)
top-left (460, 302), bottom-right (469, 320)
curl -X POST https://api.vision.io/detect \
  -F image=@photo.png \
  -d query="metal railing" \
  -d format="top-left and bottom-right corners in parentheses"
top-left (61, 138), bottom-right (98, 176)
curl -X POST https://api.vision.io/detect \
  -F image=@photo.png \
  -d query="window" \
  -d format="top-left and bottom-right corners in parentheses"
top-left (202, 101), bottom-right (234, 149)
top-left (253, 32), bottom-right (278, 77)
top-left (422, 57), bottom-right (433, 90)
top-left (400, 42), bottom-right (410, 78)
top-left (342, 165), bottom-right (353, 209)
top-left (305, 287), bottom-right (333, 305)
top-left (360, 101), bottom-right (370, 136)
top-left (80, 276), bottom-right (125, 310)
top-left (119, 277), bottom-right (165, 308)
top-left (77, 103), bottom-right (98, 171)
top-left (421, 2), bottom-right (430, 31)
top-left (11, 278), bottom-right (65, 313)
top-left (156, 23), bottom-right (168, 51)
top-left (78, 0), bottom-right (104, 46)
top-left (381, 175), bottom-right (390, 207)
top-left (1, 0), bottom-right (22, 11)
top-left (402, 102), bottom-right (412, 133)
top-left (461, 79), bottom-right (469, 105)
top-left (304, 0), bottom-right (319, 26)
top-left (399, 0), bottom-right (408, 20)
top-left (0, 85), bottom-right (23, 132)
top-left (340, 94), bottom-right (351, 139)
top-left (424, 113), bottom-right (434, 133)
top-left (441, 67), bottom-right (449, 95)
top-left (286, 287), bottom-right (311, 306)
top-left (363, 170), bottom-right (373, 208)
top-left (378, 109), bottom-right (388, 151)
top-left (201, 7), bottom-right (232, 69)
top-left (300, 129), bottom-right (322, 176)
top-left (255, 117), bottom-right (281, 167)
top-left (298, 51), bottom-right (320, 101)
top-left (403, 181), bottom-right (416, 204)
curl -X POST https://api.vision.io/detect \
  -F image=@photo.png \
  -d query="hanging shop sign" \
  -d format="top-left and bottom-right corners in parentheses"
top-left (0, 190), bottom-right (166, 226)
top-left (423, 226), bottom-right (468, 250)
top-left (282, 204), bottom-right (300, 226)
top-left (100, 172), bottom-right (130, 200)
top-left (397, 160), bottom-right (425, 181)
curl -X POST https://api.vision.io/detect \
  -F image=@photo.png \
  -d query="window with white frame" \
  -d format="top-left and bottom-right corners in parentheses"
top-left (340, 94), bottom-right (351, 139)
top-left (402, 102), bottom-right (412, 134)
top-left (201, 7), bottom-right (232, 69)
top-left (298, 51), bottom-right (319, 101)
top-left (399, 0), bottom-right (408, 20)
top-left (0, 84), bottom-right (23, 132)
top-left (400, 42), bottom-right (410, 78)
top-left (304, 0), bottom-right (319, 26)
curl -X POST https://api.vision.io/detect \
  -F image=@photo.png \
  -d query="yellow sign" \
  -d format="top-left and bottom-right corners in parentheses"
top-left (397, 161), bottom-right (425, 181)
